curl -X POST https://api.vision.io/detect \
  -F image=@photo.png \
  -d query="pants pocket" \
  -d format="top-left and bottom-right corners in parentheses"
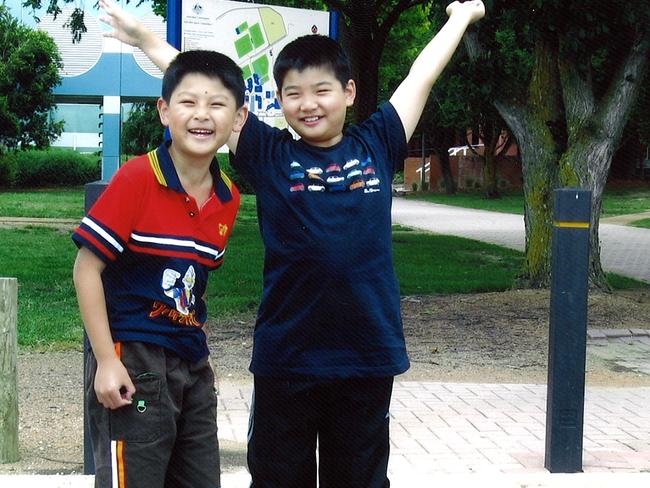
top-left (110, 373), bottom-right (162, 442)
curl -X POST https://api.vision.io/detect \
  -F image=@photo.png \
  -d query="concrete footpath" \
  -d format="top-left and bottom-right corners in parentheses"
top-left (2, 379), bottom-right (650, 487)
top-left (391, 197), bottom-right (650, 283)
top-left (213, 381), bottom-right (650, 486)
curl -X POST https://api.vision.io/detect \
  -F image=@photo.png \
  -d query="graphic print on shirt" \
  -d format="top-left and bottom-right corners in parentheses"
top-left (161, 266), bottom-right (196, 315)
top-left (286, 156), bottom-right (380, 194)
top-left (149, 264), bottom-right (202, 327)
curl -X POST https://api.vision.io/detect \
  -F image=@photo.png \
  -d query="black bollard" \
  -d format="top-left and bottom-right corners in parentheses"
top-left (544, 188), bottom-right (591, 473)
top-left (83, 180), bottom-right (108, 475)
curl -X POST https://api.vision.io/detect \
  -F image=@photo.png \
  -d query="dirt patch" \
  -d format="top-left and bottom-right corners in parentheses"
top-left (2, 288), bottom-right (649, 475)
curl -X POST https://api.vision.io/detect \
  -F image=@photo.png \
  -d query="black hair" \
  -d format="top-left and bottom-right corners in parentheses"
top-left (273, 35), bottom-right (352, 92)
top-left (162, 50), bottom-right (245, 107)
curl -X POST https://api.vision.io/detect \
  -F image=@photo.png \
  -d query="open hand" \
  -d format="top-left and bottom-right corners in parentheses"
top-left (99, 0), bottom-right (146, 47)
top-left (446, 0), bottom-right (486, 24)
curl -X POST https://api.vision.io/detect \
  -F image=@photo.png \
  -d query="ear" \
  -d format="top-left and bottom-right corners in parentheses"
top-left (157, 97), bottom-right (170, 127)
top-left (232, 105), bottom-right (249, 133)
top-left (344, 79), bottom-right (356, 107)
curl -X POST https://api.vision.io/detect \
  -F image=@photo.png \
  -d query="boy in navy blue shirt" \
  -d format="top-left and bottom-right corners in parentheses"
top-left (99, 1), bottom-right (485, 486)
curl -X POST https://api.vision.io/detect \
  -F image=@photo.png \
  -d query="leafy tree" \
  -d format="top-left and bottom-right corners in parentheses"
top-left (435, 57), bottom-right (517, 199)
top-left (121, 101), bottom-right (164, 155)
top-left (0, 4), bottom-right (63, 153)
top-left (377, 4), bottom-right (458, 193)
top-left (462, 0), bottom-right (650, 288)
top-left (379, 4), bottom-right (516, 197)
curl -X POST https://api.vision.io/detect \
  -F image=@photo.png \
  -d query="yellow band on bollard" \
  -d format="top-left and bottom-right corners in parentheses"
top-left (553, 221), bottom-right (590, 229)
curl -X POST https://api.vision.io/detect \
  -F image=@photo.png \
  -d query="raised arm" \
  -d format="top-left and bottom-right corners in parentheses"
top-left (99, 0), bottom-right (179, 73)
top-left (390, 0), bottom-right (485, 142)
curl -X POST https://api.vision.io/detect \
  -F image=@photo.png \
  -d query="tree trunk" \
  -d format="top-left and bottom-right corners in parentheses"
top-left (482, 150), bottom-right (499, 199)
top-left (481, 129), bottom-right (500, 199)
top-left (0, 277), bottom-right (19, 463)
top-left (504, 109), bottom-right (560, 288)
top-left (494, 38), bottom-right (565, 287)
top-left (558, 141), bottom-right (611, 289)
top-left (432, 126), bottom-right (457, 194)
top-left (557, 28), bottom-right (650, 289)
top-left (338, 0), bottom-right (379, 123)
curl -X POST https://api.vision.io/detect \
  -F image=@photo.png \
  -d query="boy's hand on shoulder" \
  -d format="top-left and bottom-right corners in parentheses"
top-left (94, 356), bottom-right (136, 410)
top-left (99, 0), bottom-right (146, 47)
top-left (446, 0), bottom-right (486, 24)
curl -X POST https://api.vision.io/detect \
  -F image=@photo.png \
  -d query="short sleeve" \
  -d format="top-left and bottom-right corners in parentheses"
top-left (72, 165), bottom-right (141, 264)
top-left (350, 102), bottom-right (408, 175)
top-left (231, 114), bottom-right (290, 190)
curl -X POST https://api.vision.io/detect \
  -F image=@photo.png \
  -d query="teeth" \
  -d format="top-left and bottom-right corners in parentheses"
top-left (190, 129), bottom-right (213, 134)
top-left (304, 116), bottom-right (319, 122)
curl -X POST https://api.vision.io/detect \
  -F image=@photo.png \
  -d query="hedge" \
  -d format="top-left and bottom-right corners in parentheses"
top-left (0, 148), bottom-right (100, 187)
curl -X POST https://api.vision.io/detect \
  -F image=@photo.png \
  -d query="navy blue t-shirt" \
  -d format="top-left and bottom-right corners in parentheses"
top-left (233, 102), bottom-right (410, 378)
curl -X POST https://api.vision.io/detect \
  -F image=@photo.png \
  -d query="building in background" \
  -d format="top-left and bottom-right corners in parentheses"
top-left (5, 0), bottom-right (163, 163)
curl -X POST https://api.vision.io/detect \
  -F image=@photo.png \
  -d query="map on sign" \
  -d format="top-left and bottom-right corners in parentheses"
top-left (182, 0), bottom-right (331, 129)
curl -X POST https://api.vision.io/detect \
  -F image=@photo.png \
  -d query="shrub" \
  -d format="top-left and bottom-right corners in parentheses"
top-left (0, 152), bottom-right (15, 187)
top-left (7, 148), bottom-right (100, 187)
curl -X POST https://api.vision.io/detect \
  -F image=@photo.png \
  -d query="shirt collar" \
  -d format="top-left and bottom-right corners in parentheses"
top-left (147, 141), bottom-right (233, 203)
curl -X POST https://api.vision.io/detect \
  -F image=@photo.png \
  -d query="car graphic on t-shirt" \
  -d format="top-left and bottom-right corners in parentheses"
top-left (327, 175), bottom-right (344, 184)
top-left (349, 180), bottom-right (365, 191)
top-left (366, 177), bottom-right (380, 186)
top-left (290, 183), bottom-right (305, 192)
top-left (343, 159), bottom-right (359, 170)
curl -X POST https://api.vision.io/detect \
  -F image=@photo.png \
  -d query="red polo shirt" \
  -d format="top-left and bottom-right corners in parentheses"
top-left (73, 142), bottom-right (240, 361)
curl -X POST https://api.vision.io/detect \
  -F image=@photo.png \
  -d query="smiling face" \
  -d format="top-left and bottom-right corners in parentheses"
top-left (278, 66), bottom-right (356, 148)
top-left (157, 73), bottom-right (246, 166)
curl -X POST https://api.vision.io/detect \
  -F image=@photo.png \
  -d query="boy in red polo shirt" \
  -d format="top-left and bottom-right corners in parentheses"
top-left (72, 50), bottom-right (247, 488)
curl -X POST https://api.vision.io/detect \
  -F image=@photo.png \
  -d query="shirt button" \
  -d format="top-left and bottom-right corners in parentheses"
top-left (185, 197), bottom-right (191, 203)
top-left (189, 211), bottom-right (195, 217)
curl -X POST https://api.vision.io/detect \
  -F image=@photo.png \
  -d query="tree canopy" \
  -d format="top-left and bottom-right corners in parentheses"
top-left (0, 4), bottom-right (63, 153)
top-left (121, 101), bottom-right (164, 156)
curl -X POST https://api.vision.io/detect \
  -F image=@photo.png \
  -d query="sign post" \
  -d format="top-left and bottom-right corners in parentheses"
top-left (0, 278), bottom-right (19, 464)
top-left (544, 188), bottom-right (591, 473)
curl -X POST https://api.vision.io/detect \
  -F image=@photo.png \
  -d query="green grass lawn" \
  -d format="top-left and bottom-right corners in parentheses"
top-left (1, 197), bottom-right (528, 348)
top-left (409, 186), bottom-right (650, 217)
top-left (631, 218), bottom-right (650, 229)
top-left (0, 187), bottom-right (85, 219)
top-left (601, 187), bottom-right (650, 217)
top-left (2, 185), bottom-right (648, 220)
top-left (2, 192), bottom-right (646, 349)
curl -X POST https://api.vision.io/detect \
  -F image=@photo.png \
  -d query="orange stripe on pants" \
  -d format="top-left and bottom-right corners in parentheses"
top-left (117, 440), bottom-right (126, 488)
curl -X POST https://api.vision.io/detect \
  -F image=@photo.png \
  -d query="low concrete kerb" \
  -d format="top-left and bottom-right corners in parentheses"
top-left (3, 472), bottom-right (650, 488)
top-left (587, 328), bottom-right (650, 340)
